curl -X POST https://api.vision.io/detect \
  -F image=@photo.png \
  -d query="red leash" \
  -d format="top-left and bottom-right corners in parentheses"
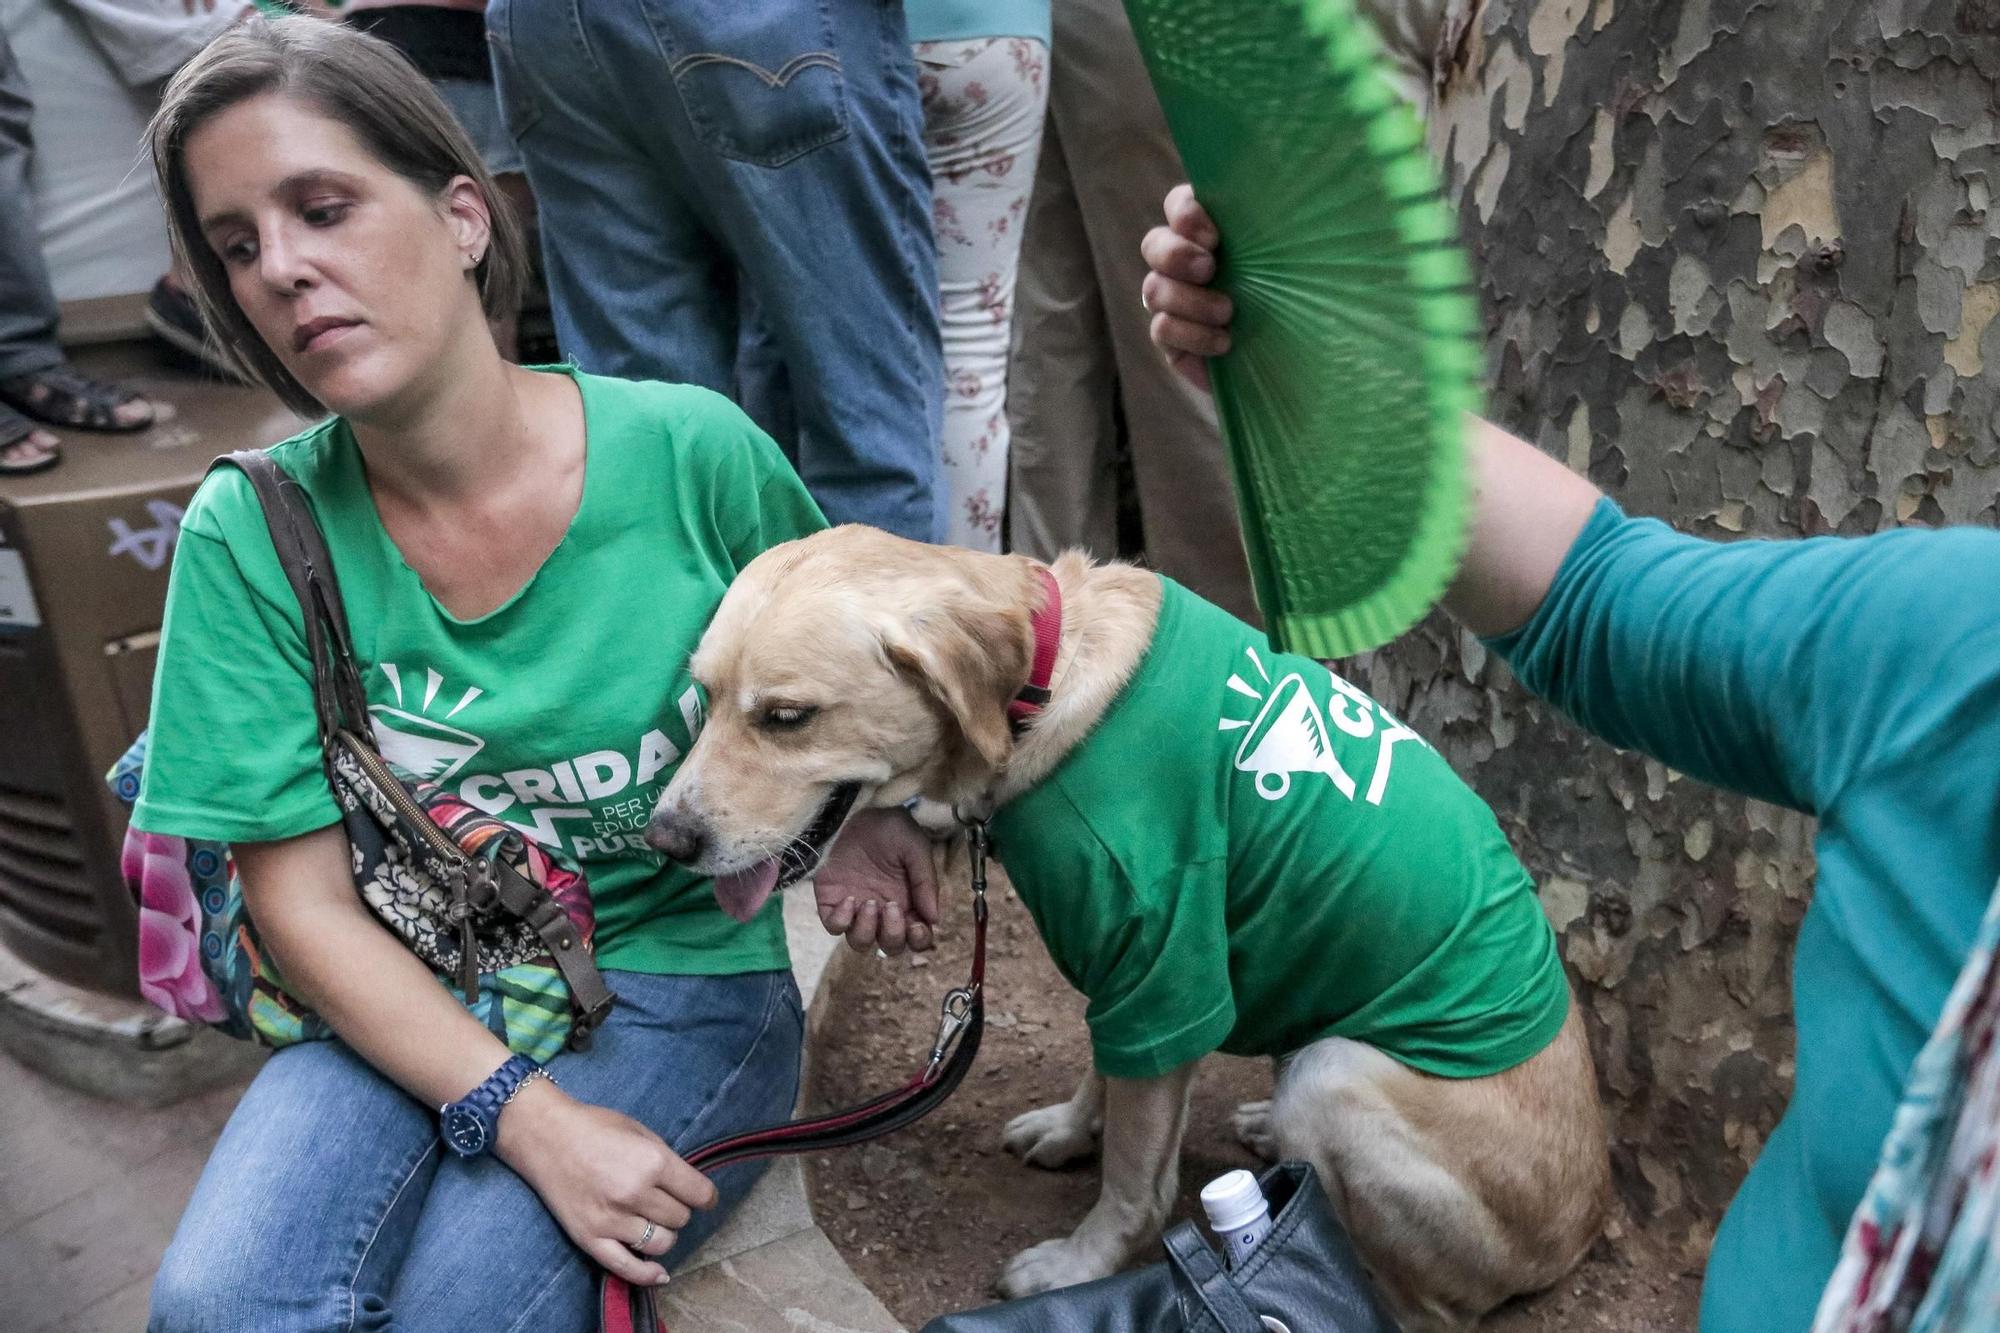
top-left (600, 823), bottom-right (994, 1333)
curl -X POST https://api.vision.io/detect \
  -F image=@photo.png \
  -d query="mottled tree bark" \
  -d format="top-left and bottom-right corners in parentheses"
top-left (1358, 0), bottom-right (2000, 1264)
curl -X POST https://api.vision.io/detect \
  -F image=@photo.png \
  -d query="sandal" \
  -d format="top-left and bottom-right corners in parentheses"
top-left (0, 362), bottom-right (156, 433)
top-left (0, 405), bottom-right (61, 476)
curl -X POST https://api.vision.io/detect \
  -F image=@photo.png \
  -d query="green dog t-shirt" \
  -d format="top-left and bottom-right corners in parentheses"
top-left (990, 577), bottom-right (1570, 1081)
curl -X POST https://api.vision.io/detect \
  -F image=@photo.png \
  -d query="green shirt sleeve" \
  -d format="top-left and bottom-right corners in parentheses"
top-left (731, 464), bottom-right (827, 571)
top-left (1082, 859), bottom-right (1237, 1081)
top-left (1486, 497), bottom-right (1998, 816)
top-left (131, 468), bottom-right (341, 843)
top-left (675, 389), bottom-right (825, 570)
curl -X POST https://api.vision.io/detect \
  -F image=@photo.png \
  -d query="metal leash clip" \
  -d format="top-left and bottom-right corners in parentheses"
top-left (926, 820), bottom-right (992, 1077)
top-left (966, 817), bottom-right (991, 928)
top-left (927, 989), bottom-right (974, 1078)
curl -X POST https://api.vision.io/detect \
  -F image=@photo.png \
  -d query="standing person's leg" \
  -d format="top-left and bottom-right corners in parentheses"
top-left (0, 22), bottom-right (153, 437)
top-left (147, 1041), bottom-right (445, 1332)
top-left (638, 0), bottom-right (942, 541)
top-left (1039, 0), bottom-right (1261, 624)
top-left (390, 970), bottom-right (804, 1332)
top-left (0, 27), bottom-right (59, 473)
top-left (1004, 112), bottom-right (1121, 562)
top-left (735, 289), bottom-right (799, 460)
top-left (0, 26), bottom-right (62, 388)
top-left (918, 36), bottom-right (1049, 551)
top-left (486, 0), bottom-right (738, 391)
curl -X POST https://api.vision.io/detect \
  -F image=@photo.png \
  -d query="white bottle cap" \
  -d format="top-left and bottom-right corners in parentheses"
top-left (1200, 1169), bottom-right (1269, 1233)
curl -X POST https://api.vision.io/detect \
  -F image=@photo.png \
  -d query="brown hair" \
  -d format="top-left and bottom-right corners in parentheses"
top-left (149, 15), bottom-right (527, 419)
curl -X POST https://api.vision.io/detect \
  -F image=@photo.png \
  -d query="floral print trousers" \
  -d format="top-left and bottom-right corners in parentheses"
top-left (916, 37), bottom-right (1050, 551)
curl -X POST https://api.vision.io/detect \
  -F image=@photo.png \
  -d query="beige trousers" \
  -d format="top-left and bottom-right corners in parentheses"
top-left (1002, 0), bottom-right (1260, 625)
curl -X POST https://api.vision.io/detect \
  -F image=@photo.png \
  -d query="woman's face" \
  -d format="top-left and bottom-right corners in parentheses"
top-left (184, 92), bottom-right (490, 420)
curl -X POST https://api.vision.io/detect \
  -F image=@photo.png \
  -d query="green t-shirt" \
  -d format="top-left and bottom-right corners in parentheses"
top-left (133, 369), bottom-right (825, 976)
top-left (990, 578), bottom-right (1569, 1081)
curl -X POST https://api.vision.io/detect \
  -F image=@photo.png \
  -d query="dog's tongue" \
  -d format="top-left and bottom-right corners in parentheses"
top-left (713, 858), bottom-right (782, 923)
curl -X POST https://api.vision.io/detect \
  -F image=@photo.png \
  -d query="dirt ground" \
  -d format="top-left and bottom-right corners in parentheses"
top-left (804, 874), bottom-right (1701, 1330)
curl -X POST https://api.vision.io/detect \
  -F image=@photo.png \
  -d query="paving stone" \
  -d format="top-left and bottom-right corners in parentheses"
top-left (54, 1274), bottom-right (156, 1333)
top-left (659, 1228), bottom-right (904, 1333)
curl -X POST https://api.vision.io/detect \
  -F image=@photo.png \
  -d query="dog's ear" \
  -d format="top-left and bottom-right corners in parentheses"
top-left (882, 597), bottom-right (1032, 771)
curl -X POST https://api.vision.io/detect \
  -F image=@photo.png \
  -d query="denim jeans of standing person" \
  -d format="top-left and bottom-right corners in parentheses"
top-left (0, 26), bottom-right (63, 384)
top-left (147, 969), bottom-right (803, 1333)
top-left (487, 0), bottom-right (944, 542)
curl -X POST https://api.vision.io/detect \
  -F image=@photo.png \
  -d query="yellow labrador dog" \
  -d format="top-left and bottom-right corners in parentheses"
top-left (647, 526), bottom-right (1609, 1331)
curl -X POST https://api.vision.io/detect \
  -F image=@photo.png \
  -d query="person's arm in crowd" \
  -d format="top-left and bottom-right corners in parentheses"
top-left (1134, 184), bottom-right (1979, 812)
top-left (233, 827), bottom-right (714, 1288)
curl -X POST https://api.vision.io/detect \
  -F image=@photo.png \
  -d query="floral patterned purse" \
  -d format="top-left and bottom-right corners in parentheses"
top-left (110, 450), bottom-right (614, 1060)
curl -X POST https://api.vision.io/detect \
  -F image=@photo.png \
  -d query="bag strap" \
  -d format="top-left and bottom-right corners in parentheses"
top-left (486, 858), bottom-right (616, 1036)
top-left (1164, 1222), bottom-right (1267, 1333)
top-left (213, 450), bottom-right (372, 744)
top-left (216, 450), bottom-right (616, 1045)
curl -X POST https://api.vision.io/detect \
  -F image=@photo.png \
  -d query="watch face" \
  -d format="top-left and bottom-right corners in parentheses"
top-left (443, 1106), bottom-right (489, 1157)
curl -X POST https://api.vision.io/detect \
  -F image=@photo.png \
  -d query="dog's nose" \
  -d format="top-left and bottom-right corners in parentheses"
top-left (645, 809), bottom-right (708, 865)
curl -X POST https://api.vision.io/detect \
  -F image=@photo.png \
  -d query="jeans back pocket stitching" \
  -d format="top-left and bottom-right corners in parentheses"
top-left (667, 50), bottom-right (842, 87)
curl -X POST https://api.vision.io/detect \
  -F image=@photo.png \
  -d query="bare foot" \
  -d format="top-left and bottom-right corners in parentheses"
top-left (0, 424), bottom-right (61, 475)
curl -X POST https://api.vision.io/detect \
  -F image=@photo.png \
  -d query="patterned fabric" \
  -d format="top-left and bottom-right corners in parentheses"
top-left (1814, 876), bottom-right (2000, 1332)
top-left (916, 36), bottom-right (1049, 551)
top-left (112, 729), bottom-right (595, 1063)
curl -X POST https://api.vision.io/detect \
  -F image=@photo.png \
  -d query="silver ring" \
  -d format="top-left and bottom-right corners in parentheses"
top-left (633, 1220), bottom-right (657, 1252)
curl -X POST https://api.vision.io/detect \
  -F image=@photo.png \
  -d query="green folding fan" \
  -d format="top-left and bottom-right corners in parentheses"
top-left (1125, 0), bottom-right (1484, 657)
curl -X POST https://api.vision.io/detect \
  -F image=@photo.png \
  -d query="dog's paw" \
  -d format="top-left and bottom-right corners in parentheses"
top-left (1233, 1099), bottom-right (1279, 1161)
top-left (995, 1236), bottom-right (1120, 1299)
top-left (1002, 1103), bottom-right (1099, 1169)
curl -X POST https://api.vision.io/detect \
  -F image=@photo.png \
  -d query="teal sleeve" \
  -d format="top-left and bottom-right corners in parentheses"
top-left (1083, 862), bottom-right (1237, 1081)
top-left (1486, 498), bottom-right (2000, 816)
top-left (131, 478), bottom-right (340, 843)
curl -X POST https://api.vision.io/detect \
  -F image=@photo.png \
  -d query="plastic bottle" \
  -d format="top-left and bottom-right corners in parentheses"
top-left (1200, 1169), bottom-right (1273, 1268)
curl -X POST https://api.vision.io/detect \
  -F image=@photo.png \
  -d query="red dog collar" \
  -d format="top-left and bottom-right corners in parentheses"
top-left (1006, 567), bottom-right (1062, 736)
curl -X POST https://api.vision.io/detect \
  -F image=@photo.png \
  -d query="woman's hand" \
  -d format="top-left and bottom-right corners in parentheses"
top-left (813, 806), bottom-right (941, 955)
top-left (1140, 184), bottom-right (1236, 392)
top-left (496, 1076), bottom-right (718, 1288)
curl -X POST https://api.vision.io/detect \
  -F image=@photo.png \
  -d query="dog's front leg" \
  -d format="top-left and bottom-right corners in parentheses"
top-left (996, 1064), bottom-right (1196, 1298)
top-left (1002, 1068), bottom-right (1105, 1168)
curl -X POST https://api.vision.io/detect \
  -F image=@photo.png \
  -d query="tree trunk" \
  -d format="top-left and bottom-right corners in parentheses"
top-left (1359, 0), bottom-right (2000, 1265)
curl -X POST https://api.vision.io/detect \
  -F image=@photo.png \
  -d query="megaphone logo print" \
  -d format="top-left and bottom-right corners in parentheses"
top-left (369, 663), bottom-right (487, 783)
top-left (1219, 649), bottom-right (1356, 802)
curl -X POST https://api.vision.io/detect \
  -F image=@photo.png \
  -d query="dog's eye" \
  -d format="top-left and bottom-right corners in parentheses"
top-left (760, 705), bottom-right (819, 731)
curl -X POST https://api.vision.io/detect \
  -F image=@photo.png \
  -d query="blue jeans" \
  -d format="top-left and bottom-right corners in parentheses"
top-left (486, 0), bottom-right (944, 542)
top-left (148, 969), bottom-right (802, 1333)
top-left (0, 26), bottom-right (62, 381)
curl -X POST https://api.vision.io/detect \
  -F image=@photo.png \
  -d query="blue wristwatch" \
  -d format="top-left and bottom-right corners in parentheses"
top-left (439, 1054), bottom-right (551, 1158)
